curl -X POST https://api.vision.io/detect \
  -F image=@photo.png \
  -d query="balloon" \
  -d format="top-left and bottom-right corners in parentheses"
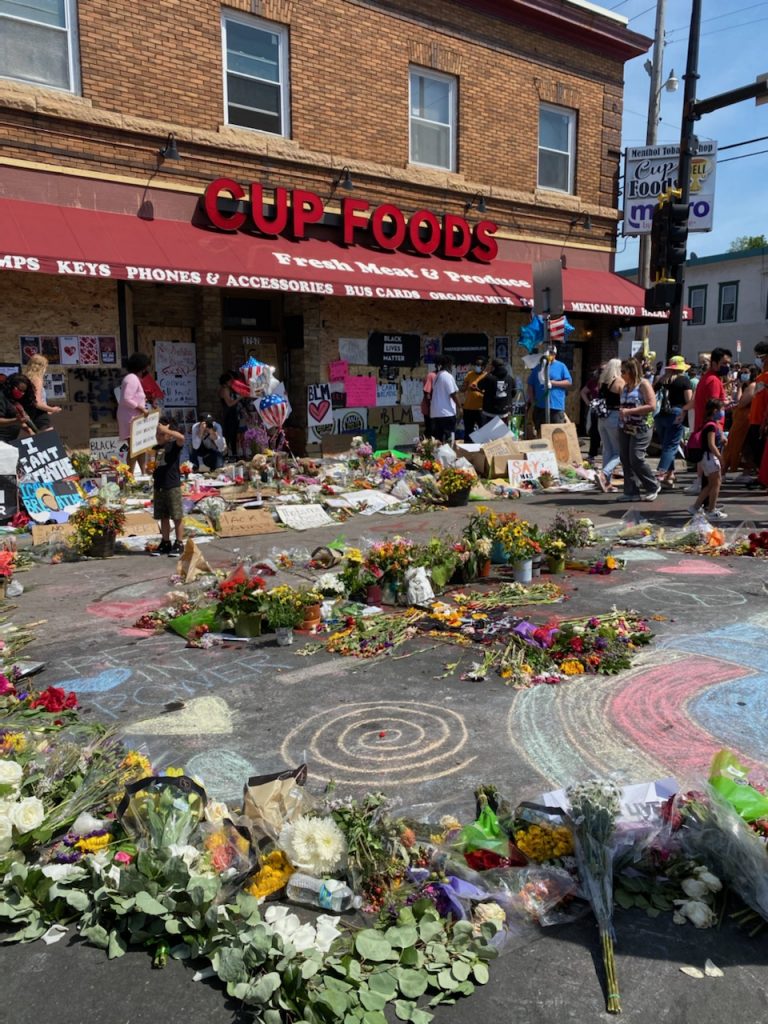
top-left (258, 394), bottom-right (288, 429)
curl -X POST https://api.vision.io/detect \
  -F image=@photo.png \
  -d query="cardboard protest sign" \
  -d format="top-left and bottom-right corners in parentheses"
top-left (155, 340), bottom-right (197, 406)
top-left (307, 383), bottom-right (333, 432)
top-left (121, 511), bottom-right (160, 537)
top-left (30, 522), bottom-right (74, 545)
top-left (129, 411), bottom-right (161, 458)
top-left (0, 475), bottom-right (18, 524)
top-left (218, 508), bottom-right (283, 538)
top-left (90, 436), bottom-right (129, 462)
top-left (14, 431), bottom-right (76, 482)
top-left (275, 504), bottom-right (334, 531)
top-left (539, 419), bottom-right (580, 464)
top-left (19, 480), bottom-right (84, 523)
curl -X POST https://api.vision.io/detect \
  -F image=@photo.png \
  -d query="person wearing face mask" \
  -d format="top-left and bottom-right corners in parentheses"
top-left (722, 365), bottom-right (758, 475)
top-left (678, 346), bottom-right (732, 495)
top-left (461, 359), bottom-right (488, 437)
top-left (0, 374), bottom-right (37, 442)
top-left (743, 341), bottom-right (768, 477)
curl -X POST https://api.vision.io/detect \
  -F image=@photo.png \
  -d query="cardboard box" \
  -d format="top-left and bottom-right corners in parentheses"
top-left (121, 510), bottom-right (160, 537)
top-left (30, 522), bottom-right (75, 545)
top-left (454, 443), bottom-right (487, 476)
top-left (456, 435), bottom-right (526, 477)
top-left (218, 508), bottom-right (283, 538)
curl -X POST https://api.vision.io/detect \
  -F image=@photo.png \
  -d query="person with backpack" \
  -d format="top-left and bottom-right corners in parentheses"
top-left (478, 358), bottom-right (517, 425)
top-left (687, 399), bottom-right (727, 520)
top-left (654, 356), bottom-right (693, 489)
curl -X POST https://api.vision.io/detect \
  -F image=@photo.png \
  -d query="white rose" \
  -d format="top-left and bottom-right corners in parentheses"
top-left (168, 844), bottom-right (200, 868)
top-left (10, 796), bottom-right (45, 834)
top-left (0, 759), bottom-right (23, 789)
top-left (681, 877), bottom-right (709, 901)
top-left (675, 899), bottom-right (715, 928)
top-left (204, 800), bottom-right (230, 823)
top-left (0, 806), bottom-right (14, 848)
top-left (694, 867), bottom-right (722, 892)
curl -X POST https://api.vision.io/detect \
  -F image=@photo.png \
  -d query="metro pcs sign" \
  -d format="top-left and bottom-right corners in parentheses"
top-left (623, 142), bottom-right (717, 236)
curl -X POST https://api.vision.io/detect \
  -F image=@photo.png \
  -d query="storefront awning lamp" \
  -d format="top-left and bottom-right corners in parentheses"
top-left (464, 192), bottom-right (487, 215)
top-left (158, 133), bottom-right (180, 162)
top-left (334, 166), bottom-right (354, 191)
top-left (569, 213), bottom-right (592, 231)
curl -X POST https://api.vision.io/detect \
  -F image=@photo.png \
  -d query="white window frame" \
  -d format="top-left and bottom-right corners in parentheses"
top-left (538, 103), bottom-right (577, 194)
top-left (0, 0), bottom-right (81, 93)
top-left (221, 9), bottom-right (290, 137)
top-left (408, 66), bottom-right (457, 172)
top-left (688, 284), bottom-right (707, 326)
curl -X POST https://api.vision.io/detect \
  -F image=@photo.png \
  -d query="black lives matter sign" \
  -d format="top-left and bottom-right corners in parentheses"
top-left (367, 332), bottom-right (421, 368)
top-left (14, 431), bottom-right (77, 482)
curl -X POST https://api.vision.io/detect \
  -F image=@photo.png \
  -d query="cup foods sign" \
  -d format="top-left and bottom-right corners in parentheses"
top-left (623, 142), bottom-right (717, 236)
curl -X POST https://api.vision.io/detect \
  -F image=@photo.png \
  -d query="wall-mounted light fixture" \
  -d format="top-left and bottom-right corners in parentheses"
top-left (464, 191), bottom-right (487, 214)
top-left (333, 166), bottom-right (354, 192)
top-left (158, 132), bottom-right (180, 162)
top-left (569, 212), bottom-right (592, 231)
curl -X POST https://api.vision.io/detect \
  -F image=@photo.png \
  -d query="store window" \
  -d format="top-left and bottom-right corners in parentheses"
top-left (409, 68), bottom-right (456, 171)
top-left (688, 285), bottom-right (707, 326)
top-left (0, 0), bottom-right (80, 92)
top-left (538, 104), bottom-right (576, 193)
top-left (718, 281), bottom-right (738, 323)
top-left (222, 11), bottom-right (289, 136)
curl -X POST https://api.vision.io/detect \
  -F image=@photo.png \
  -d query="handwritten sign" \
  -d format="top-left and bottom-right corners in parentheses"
top-left (19, 479), bottom-right (84, 523)
top-left (307, 383), bottom-right (333, 429)
top-left (130, 411), bottom-right (161, 458)
top-left (14, 431), bottom-right (76, 482)
top-left (218, 508), bottom-right (283, 538)
top-left (328, 360), bottom-right (348, 382)
top-left (121, 511), bottom-right (160, 537)
top-left (338, 338), bottom-right (368, 364)
top-left (344, 375), bottom-right (376, 407)
top-left (275, 504), bottom-right (334, 531)
top-left (155, 340), bottom-right (197, 406)
top-left (400, 378), bottom-right (425, 405)
top-left (90, 436), bottom-right (129, 462)
top-left (376, 382), bottom-right (399, 407)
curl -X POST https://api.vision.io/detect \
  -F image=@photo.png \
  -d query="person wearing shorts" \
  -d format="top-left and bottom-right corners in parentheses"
top-left (688, 399), bottom-right (726, 520)
top-left (152, 416), bottom-right (185, 555)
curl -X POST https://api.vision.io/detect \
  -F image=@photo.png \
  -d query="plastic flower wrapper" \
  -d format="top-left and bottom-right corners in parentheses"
top-left (200, 818), bottom-right (258, 887)
top-left (117, 775), bottom-right (206, 851)
top-left (708, 749), bottom-right (768, 822)
top-left (566, 778), bottom-right (622, 1013)
top-left (487, 865), bottom-right (584, 929)
top-left (456, 795), bottom-right (510, 861)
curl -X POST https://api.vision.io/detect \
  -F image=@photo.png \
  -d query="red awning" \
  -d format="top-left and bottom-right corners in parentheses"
top-left (0, 198), bottom-right (534, 307)
top-left (561, 267), bottom-right (688, 322)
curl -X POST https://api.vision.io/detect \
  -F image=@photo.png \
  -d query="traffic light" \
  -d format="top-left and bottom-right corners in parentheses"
top-left (648, 189), bottom-right (689, 282)
top-left (649, 202), bottom-right (670, 283)
top-left (645, 280), bottom-right (677, 313)
top-left (665, 200), bottom-right (689, 268)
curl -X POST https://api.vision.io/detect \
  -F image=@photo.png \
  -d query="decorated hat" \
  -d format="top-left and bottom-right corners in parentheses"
top-left (665, 355), bottom-right (690, 371)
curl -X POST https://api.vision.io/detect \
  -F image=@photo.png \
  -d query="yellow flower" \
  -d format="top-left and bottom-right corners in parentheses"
top-left (346, 548), bottom-right (363, 563)
top-left (605, 555), bottom-right (619, 570)
top-left (75, 833), bottom-right (111, 853)
top-left (560, 659), bottom-right (585, 676)
top-left (164, 766), bottom-right (184, 777)
top-left (245, 850), bottom-right (294, 898)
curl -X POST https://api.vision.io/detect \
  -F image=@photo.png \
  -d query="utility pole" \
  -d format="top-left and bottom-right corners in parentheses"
top-left (637, 0), bottom-right (667, 357)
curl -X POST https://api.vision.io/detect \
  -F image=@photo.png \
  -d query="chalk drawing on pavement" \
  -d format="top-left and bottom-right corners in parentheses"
top-left (185, 750), bottom-right (257, 803)
top-left (123, 696), bottom-right (233, 736)
top-left (281, 700), bottom-right (476, 786)
top-left (58, 667), bottom-right (133, 693)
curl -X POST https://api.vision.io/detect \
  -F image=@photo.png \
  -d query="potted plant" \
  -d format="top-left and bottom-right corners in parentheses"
top-left (538, 470), bottom-right (555, 490)
top-left (495, 515), bottom-right (541, 583)
top-left (296, 587), bottom-right (323, 630)
top-left (547, 510), bottom-right (595, 555)
top-left (462, 506), bottom-right (496, 577)
top-left (437, 466), bottom-right (477, 506)
top-left (413, 537), bottom-right (460, 590)
top-left (339, 553), bottom-right (383, 603)
top-left (262, 586), bottom-right (304, 645)
top-left (214, 571), bottom-right (267, 637)
top-left (541, 534), bottom-right (567, 574)
top-left (69, 499), bottom-right (127, 558)
top-left (365, 538), bottom-right (415, 604)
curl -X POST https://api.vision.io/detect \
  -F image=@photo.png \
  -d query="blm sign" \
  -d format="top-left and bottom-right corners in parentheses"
top-left (14, 431), bottom-right (77, 482)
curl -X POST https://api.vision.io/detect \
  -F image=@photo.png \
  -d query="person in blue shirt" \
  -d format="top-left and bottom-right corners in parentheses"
top-left (526, 348), bottom-right (572, 433)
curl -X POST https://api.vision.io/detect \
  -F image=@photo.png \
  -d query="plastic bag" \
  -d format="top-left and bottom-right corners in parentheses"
top-left (117, 775), bottom-right (206, 849)
top-left (487, 865), bottom-right (583, 927)
top-left (709, 749), bottom-right (768, 822)
top-left (405, 565), bottom-right (435, 606)
top-left (167, 606), bottom-right (220, 638)
top-left (436, 444), bottom-right (456, 468)
top-left (458, 801), bottom-right (509, 857)
top-left (242, 764), bottom-right (310, 843)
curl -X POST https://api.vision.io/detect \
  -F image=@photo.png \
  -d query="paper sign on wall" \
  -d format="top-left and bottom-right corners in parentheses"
top-left (338, 338), bottom-right (368, 364)
top-left (307, 383), bottom-right (333, 430)
top-left (155, 340), bottom-right (197, 406)
top-left (376, 382), bottom-right (399, 407)
top-left (344, 375), bottom-right (376, 407)
top-left (130, 411), bottom-right (161, 458)
top-left (328, 360), bottom-right (348, 382)
top-left (59, 336), bottom-right (80, 365)
top-left (400, 378), bottom-right (426, 406)
top-left (307, 407), bottom-right (368, 444)
top-left (14, 431), bottom-right (76, 482)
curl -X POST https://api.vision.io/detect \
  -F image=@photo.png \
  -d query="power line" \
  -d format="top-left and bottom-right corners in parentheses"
top-left (667, 1), bottom-right (765, 34)
top-left (718, 148), bottom-right (768, 165)
top-left (628, 4), bottom-right (656, 23)
top-left (667, 15), bottom-right (768, 40)
top-left (719, 135), bottom-right (768, 152)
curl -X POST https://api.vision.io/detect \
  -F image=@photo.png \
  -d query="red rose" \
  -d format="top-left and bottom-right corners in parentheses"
top-left (31, 686), bottom-right (78, 713)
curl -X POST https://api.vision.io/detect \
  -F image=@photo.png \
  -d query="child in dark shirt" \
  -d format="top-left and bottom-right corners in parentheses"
top-left (152, 416), bottom-right (185, 555)
top-left (688, 399), bottom-right (726, 521)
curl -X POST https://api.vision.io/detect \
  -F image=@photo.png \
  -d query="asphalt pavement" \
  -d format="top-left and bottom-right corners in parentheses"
top-left (2, 466), bottom-right (768, 1023)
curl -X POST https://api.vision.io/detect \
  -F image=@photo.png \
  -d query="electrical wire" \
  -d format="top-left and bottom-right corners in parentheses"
top-left (666, 2), bottom-right (765, 34)
top-left (718, 148), bottom-right (768, 165)
top-left (667, 15), bottom-right (768, 40)
top-left (719, 135), bottom-right (768, 152)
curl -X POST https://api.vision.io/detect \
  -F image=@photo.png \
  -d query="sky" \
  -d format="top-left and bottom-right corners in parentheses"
top-left (607, 0), bottom-right (768, 271)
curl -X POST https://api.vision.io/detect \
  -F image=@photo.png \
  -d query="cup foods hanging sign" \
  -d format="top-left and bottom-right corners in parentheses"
top-left (623, 142), bottom-right (717, 236)
top-left (202, 179), bottom-right (499, 263)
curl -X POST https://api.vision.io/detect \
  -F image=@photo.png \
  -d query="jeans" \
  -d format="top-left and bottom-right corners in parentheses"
top-left (430, 415), bottom-right (456, 443)
top-left (597, 410), bottom-right (621, 481)
top-left (533, 407), bottom-right (565, 432)
top-left (463, 408), bottom-right (483, 436)
top-left (618, 424), bottom-right (658, 496)
top-left (655, 409), bottom-right (685, 473)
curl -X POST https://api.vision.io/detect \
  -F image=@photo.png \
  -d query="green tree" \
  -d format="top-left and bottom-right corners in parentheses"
top-left (728, 234), bottom-right (768, 252)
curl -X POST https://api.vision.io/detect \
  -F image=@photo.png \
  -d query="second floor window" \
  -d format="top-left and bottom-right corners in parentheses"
top-left (409, 68), bottom-right (456, 171)
top-left (688, 285), bottom-right (707, 325)
top-left (222, 12), bottom-right (289, 136)
top-left (718, 281), bottom-right (738, 323)
top-left (0, 0), bottom-right (79, 92)
top-left (538, 104), bottom-right (576, 193)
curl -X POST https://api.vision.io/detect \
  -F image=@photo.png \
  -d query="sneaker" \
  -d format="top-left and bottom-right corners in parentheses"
top-left (595, 471), bottom-right (608, 493)
top-left (683, 481), bottom-right (701, 495)
top-left (642, 488), bottom-right (661, 502)
top-left (687, 504), bottom-right (700, 515)
top-left (151, 540), bottom-right (172, 557)
top-left (169, 540), bottom-right (184, 556)
top-left (707, 508), bottom-right (728, 520)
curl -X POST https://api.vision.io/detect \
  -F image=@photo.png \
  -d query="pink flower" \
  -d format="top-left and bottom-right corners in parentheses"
top-left (114, 851), bottom-right (134, 865)
top-left (0, 674), bottom-right (13, 695)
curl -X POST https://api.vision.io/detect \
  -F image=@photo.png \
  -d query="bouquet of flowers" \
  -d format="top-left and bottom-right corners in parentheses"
top-left (566, 779), bottom-right (622, 1013)
top-left (261, 586), bottom-right (304, 631)
top-left (547, 510), bottom-right (594, 550)
top-left (108, 457), bottom-right (136, 488)
top-left (180, 461), bottom-right (193, 476)
top-left (70, 450), bottom-right (98, 479)
top-left (495, 517), bottom-right (541, 562)
top-left (540, 533), bottom-right (567, 559)
top-left (438, 466), bottom-right (476, 497)
top-left (214, 572), bottom-right (266, 624)
top-left (69, 500), bottom-right (127, 553)
top-left (365, 538), bottom-right (414, 582)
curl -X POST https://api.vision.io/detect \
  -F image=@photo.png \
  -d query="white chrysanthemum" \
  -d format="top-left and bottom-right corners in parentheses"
top-left (279, 815), bottom-right (346, 876)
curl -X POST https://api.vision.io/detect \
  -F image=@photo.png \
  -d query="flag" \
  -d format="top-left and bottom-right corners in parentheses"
top-left (549, 315), bottom-right (575, 341)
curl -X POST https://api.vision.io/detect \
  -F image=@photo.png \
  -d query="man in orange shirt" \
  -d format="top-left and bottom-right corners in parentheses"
top-left (745, 340), bottom-right (768, 471)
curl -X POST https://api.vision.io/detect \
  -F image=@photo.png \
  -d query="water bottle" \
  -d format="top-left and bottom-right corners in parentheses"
top-left (285, 873), bottom-right (360, 913)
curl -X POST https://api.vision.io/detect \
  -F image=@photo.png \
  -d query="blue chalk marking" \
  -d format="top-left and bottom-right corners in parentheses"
top-left (55, 667), bottom-right (133, 693)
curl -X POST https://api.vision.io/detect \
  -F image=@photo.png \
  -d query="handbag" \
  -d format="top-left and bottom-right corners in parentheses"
top-left (590, 396), bottom-right (608, 419)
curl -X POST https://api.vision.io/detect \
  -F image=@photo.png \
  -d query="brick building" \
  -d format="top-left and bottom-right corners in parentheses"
top-left (0, 0), bottom-right (653, 450)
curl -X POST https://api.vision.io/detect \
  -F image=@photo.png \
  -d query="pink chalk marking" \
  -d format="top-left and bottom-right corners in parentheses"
top-left (87, 599), bottom-right (161, 623)
top-left (609, 656), bottom-right (759, 775)
top-left (656, 559), bottom-right (733, 576)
